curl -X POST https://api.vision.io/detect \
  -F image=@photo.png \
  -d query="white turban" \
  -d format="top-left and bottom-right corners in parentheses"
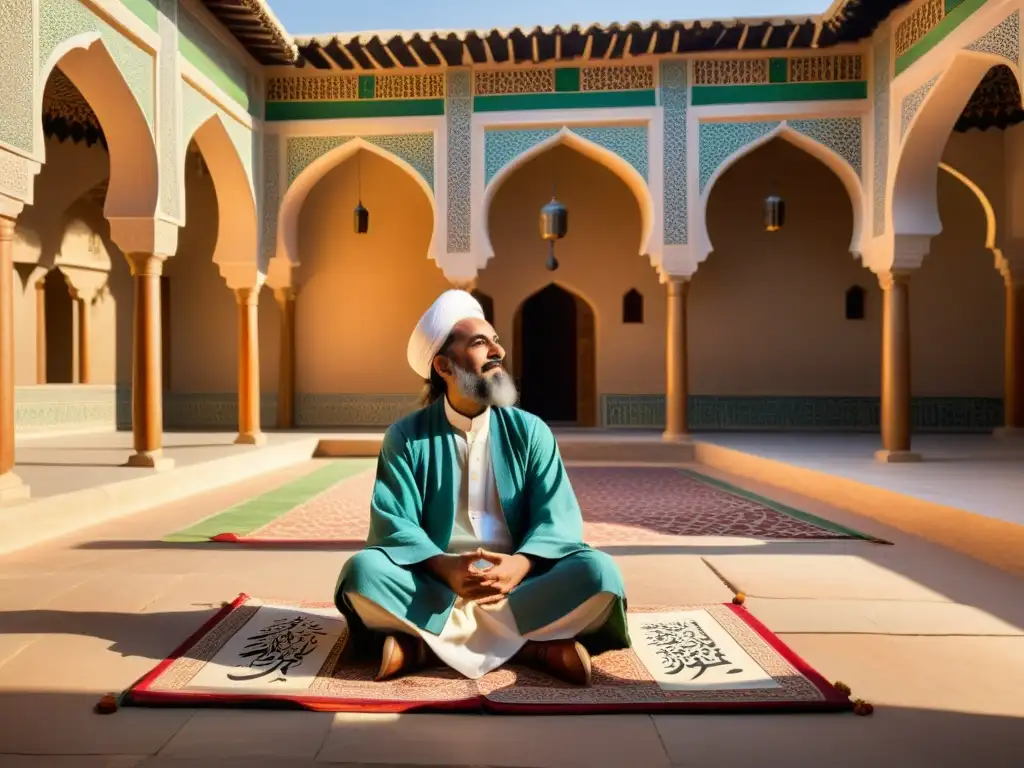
top-left (407, 289), bottom-right (486, 380)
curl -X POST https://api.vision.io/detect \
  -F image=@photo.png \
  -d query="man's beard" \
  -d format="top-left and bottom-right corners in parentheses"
top-left (452, 361), bottom-right (518, 408)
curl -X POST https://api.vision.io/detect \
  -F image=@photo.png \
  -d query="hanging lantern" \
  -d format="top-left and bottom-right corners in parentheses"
top-left (540, 196), bottom-right (568, 271)
top-left (764, 195), bottom-right (785, 232)
top-left (353, 201), bottom-right (369, 234)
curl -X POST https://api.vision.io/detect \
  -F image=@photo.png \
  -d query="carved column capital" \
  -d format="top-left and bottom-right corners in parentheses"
top-left (876, 269), bottom-right (913, 291)
top-left (234, 286), bottom-right (259, 307)
top-left (125, 252), bottom-right (166, 278)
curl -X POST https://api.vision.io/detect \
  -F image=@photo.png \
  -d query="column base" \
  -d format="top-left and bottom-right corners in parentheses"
top-left (661, 430), bottom-right (692, 443)
top-left (234, 431), bottom-right (268, 446)
top-left (874, 449), bottom-right (922, 464)
top-left (123, 450), bottom-right (175, 471)
top-left (992, 426), bottom-right (1024, 439)
top-left (0, 471), bottom-right (31, 503)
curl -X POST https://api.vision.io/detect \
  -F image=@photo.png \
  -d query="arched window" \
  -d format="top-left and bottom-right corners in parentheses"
top-left (622, 289), bottom-right (644, 324)
top-left (471, 290), bottom-right (494, 324)
top-left (845, 285), bottom-right (866, 320)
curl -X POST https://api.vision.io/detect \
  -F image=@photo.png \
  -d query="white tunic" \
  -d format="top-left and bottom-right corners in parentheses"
top-left (346, 398), bottom-right (613, 679)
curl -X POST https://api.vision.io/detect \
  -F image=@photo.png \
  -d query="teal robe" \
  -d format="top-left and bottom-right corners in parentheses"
top-left (334, 398), bottom-right (629, 652)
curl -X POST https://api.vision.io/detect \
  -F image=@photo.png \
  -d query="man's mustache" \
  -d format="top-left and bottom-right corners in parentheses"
top-left (482, 358), bottom-right (504, 372)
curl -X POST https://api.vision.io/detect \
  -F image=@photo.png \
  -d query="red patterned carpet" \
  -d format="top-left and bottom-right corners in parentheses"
top-left (241, 465), bottom-right (864, 544)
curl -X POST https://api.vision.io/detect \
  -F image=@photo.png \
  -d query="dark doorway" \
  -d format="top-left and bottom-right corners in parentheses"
top-left (516, 284), bottom-right (579, 423)
top-left (43, 268), bottom-right (74, 383)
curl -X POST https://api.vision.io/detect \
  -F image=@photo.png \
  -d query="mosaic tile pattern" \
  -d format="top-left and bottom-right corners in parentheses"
top-left (601, 394), bottom-right (1003, 431)
top-left (243, 466), bottom-right (855, 544)
top-left (157, 0), bottom-right (181, 220)
top-left (294, 393), bottom-right (420, 428)
top-left (0, 0), bottom-right (35, 153)
top-left (484, 126), bottom-right (648, 187)
top-left (661, 61), bottom-right (688, 245)
top-left (900, 75), bottom-right (939, 141)
top-left (966, 10), bottom-right (1020, 66)
top-left (260, 133), bottom-right (280, 262)
top-left (285, 133), bottom-right (433, 189)
top-left (698, 121), bottom-right (780, 194)
top-left (872, 36), bottom-right (891, 238)
top-left (446, 70), bottom-right (473, 253)
top-left (789, 117), bottom-right (863, 178)
top-left (39, 0), bottom-right (155, 133)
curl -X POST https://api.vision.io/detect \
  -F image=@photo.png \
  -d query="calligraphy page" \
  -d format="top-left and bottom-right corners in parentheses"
top-left (185, 604), bottom-right (347, 694)
top-left (626, 610), bottom-right (781, 692)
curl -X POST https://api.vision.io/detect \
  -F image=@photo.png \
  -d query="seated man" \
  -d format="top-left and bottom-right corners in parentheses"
top-left (335, 289), bottom-right (629, 685)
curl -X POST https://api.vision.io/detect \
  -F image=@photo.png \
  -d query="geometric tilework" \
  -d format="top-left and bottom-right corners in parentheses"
top-left (446, 70), bottom-right (472, 253)
top-left (660, 61), bottom-right (688, 245)
top-left (260, 132), bottom-right (280, 262)
top-left (698, 121), bottom-right (780, 194)
top-left (872, 36), bottom-right (891, 238)
top-left (38, 0), bottom-right (156, 133)
top-left (966, 10), bottom-right (1021, 67)
top-left (483, 125), bottom-right (649, 186)
top-left (789, 117), bottom-right (863, 178)
top-left (601, 394), bottom-right (1004, 431)
top-left (0, 0), bottom-right (35, 153)
top-left (157, 0), bottom-right (181, 220)
top-left (899, 74), bottom-right (938, 141)
top-left (285, 133), bottom-right (434, 189)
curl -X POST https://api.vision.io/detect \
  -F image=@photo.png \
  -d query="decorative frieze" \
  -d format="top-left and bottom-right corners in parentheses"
top-left (693, 55), bottom-right (864, 86)
top-left (895, 0), bottom-right (945, 59)
top-left (474, 69), bottom-right (555, 95)
top-left (266, 73), bottom-right (444, 102)
top-left (580, 65), bottom-right (655, 92)
top-left (787, 55), bottom-right (863, 83)
top-left (693, 59), bottom-right (769, 86)
top-left (473, 65), bottom-right (653, 96)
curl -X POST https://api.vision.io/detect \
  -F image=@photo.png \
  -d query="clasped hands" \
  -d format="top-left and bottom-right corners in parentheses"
top-left (426, 549), bottom-right (532, 604)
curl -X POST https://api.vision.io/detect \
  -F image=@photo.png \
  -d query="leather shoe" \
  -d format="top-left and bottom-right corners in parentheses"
top-left (514, 639), bottom-right (592, 686)
top-left (375, 634), bottom-right (433, 682)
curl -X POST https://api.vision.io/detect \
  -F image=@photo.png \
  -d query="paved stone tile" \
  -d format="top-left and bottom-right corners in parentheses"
top-left (702, 554), bottom-right (952, 601)
top-left (158, 710), bottom-right (335, 760)
top-left (617, 555), bottom-right (734, 605)
top-left (1, 758), bottom-right (146, 768)
top-left (744, 597), bottom-right (1024, 635)
top-left (319, 713), bottom-right (671, 767)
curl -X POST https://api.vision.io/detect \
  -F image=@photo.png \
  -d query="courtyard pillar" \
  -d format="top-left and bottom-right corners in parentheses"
top-left (1000, 275), bottom-right (1024, 432)
top-left (663, 277), bottom-right (690, 441)
top-left (72, 290), bottom-right (93, 384)
top-left (235, 286), bottom-right (266, 445)
top-left (274, 287), bottom-right (296, 430)
top-left (125, 252), bottom-right (173, 470)
top-left (0, 216), bottom-right (29, 500)
top-left (876, 270), bottom-right (920, 462)
top-left (35, 277), bottom-right (45, 384)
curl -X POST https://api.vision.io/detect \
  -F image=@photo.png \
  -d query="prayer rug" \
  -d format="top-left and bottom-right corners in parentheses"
top-left (122, 594), bottom-right (854, 714)
top-left (165, 463), bottom-right (885, 545)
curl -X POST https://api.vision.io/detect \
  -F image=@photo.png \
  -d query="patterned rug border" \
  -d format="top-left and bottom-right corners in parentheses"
top-left (162, 460), bottom-right (377, 543)
top-left (677, 469), bottom-right (891, 545)
top-left (122, 594), bottom-right (854, 715)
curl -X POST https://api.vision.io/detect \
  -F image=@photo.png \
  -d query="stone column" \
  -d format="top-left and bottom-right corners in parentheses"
top-left (74, 292), bottom-right (92, 384)
top-left (999, 276), bottom-right (1024, 433)
top-left (35, 278), bottom-right (46, 384)
top-left (125, 252), bottom-right (173, 470)
top-left (274, 287), bottom-right (296, 429)
top-left (235, 286), bottom-right (266, 445)
top-left (0, 216), bottom-right (29, 500)
top-left (663, 277), bottom-right (690, 441)
top-left (876, 271), bottom-right (920, 462)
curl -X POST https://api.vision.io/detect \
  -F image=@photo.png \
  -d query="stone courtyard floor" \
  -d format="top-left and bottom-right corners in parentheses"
top-left (1, 459), bottom-right (1023, 767)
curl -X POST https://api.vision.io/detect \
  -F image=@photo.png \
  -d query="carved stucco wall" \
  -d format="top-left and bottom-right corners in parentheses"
top-left (660, 60), bottom-right (688, 246)
top-left (446, 70), bottom-right (472, 254)
top-left (872, 35), bottom-right (891, 238)
top-left (157, 0), bottom-right (181, 221)
top-left (0, 0), bottom-right (36, 154)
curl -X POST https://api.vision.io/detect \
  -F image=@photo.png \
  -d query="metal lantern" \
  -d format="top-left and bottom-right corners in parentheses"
top-left (540, 196), bottom-right (568, 271)
top-left (764, 195), bottom-right (785, 232)
top-left (353, 201), bottom-right (369, 234)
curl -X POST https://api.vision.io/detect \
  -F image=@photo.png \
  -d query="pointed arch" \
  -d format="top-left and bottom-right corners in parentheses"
top-left (37, 35), bottom-right (158, 219)
top-left (892, 52), bottom-right (1020, 239)
top-left (697, 122), bottom-right (865, 261)
top-left (938, 161), bottom-right (1005, 273)
top-left (481, 127), bottom-right (655, 268)
top-left (277, 137), bottom-right (437, 266)
top-left (186, 113), bottom-right (258, 271)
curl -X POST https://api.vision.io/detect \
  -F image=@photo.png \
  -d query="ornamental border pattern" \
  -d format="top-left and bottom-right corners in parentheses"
top-left (284, 133), bottom-right (434, 190)
top-left (446, 70), bottom-right (472, 253)
top-left (789, 117), bottom-right (863, 179)
top-left (872, 37), bottom-right (891, 238)
top-left (260, 133), bottom-right (280, 262)
top-left (0, 0), bottom-right (35, 153)
top-left (157, 0), bottom-right (181, 220)
top-left (38, 0), bottom-right (156, 134)
top-left (698, 121), bottom-right (781, 195)
top-left (660, 61), bottom-right (688, 245)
